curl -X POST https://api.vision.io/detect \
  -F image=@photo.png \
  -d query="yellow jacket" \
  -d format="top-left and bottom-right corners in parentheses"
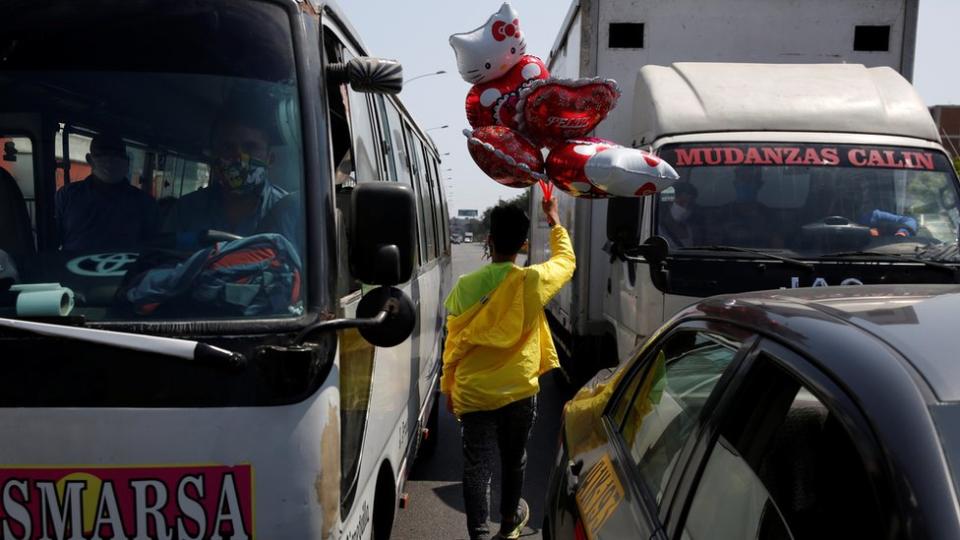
top-left (442, 226), bottom-right (576, 415)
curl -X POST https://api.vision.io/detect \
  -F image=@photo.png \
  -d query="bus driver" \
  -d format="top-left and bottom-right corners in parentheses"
top-left (164, 111), bottom-right (287, 239)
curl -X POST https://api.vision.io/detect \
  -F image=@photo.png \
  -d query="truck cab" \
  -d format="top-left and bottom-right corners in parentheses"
top-left (601, 62), bottom-right (960, 367)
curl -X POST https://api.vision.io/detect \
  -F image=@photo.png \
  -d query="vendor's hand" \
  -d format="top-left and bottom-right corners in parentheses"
top-left (542, 198), bottom-right (560, 227)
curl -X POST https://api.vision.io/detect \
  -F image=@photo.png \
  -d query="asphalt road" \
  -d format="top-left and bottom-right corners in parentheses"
top-left (392, 243), bottom-right (572, 540)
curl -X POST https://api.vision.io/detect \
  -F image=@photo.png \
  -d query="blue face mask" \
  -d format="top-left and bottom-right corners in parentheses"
top-left (734, 183), bottom-right (761, 203)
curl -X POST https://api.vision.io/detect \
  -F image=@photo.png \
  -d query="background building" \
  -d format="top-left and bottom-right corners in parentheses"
top-left (931, 105), bottom-right (960, 160)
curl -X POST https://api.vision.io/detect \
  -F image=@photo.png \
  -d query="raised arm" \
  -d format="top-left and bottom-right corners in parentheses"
top-left (529, 198), bottom-right (575, 306)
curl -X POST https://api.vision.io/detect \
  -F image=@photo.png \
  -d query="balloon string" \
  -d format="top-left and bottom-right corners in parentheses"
top-left (538, 179), bottom-right (553, 202)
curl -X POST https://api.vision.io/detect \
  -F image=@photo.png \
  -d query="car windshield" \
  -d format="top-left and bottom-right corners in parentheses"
top-left (656, 143), bottom-right (960, 260)
top-left (0, 0), bottom-right (307, 322)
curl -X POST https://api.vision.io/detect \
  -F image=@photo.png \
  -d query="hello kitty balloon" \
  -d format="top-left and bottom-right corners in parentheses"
top-left (450, 3), bottom-right (678, 198)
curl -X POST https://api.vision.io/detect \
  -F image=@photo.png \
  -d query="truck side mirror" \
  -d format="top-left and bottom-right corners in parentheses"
top-left (327, 57), bottom-right (403, 95)
top-left (349, 182), bottom-right (417, 286)
top-left (606, 198), bottom-right (641, 245)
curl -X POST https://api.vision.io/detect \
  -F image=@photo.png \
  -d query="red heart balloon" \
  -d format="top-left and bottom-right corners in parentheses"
top-left (466, 126), bottom-right (544, 188)
top-left (517, 79), bottom-right (620, 146)
top-left (545, 138), bottom-right (616, 198)
top-left (464, 55), bottom-right (549, 130)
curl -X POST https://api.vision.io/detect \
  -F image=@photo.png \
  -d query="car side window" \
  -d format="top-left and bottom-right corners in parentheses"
top-left (610, 330), bottom-right (741, 505)
top-left (681, 351), bottom-right (884, 540)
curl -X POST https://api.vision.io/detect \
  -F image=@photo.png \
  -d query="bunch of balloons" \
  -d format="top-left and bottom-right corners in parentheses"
top-left (449, 3), bottom-right (678, 200)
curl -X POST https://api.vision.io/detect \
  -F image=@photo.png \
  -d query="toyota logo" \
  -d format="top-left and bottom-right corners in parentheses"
top-left (66, 253), bottom-right (139, 277)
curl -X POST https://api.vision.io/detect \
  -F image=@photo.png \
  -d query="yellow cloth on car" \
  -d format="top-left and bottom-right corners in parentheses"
top-left (442, 226), bottom-right (575, 415)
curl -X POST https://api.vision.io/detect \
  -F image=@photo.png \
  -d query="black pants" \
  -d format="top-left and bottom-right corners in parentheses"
top-left (460, 395), bottom-right (537, 539)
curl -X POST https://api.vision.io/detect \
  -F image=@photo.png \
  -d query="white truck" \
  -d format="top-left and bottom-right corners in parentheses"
top-left (528, 0), bottom-right (960, 381)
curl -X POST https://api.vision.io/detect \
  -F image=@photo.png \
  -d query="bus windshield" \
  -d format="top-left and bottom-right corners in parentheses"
top-left (657, 143), bottom-right (960, 259)
top-left (0, 0), bottom-right (307, 322)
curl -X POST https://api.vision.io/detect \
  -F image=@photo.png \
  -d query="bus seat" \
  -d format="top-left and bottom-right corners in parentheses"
top-left (0, 167), bottom-right (35, 264)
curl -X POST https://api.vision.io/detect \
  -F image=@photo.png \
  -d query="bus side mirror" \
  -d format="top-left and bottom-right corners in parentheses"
top-left (293, 285), bottom-right (416, 348)
top-left (350, 182), bottom-right (417, 286)
top-left (327, 57), bottom-right (403, 95)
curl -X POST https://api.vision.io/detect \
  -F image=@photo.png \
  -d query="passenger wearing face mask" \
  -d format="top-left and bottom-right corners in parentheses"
top-left (658, 182), bottom-right (702, 247)
top-left (54, 133), bottom-right (159, 251)
top-left (163, 114), bottom-right (287, 241)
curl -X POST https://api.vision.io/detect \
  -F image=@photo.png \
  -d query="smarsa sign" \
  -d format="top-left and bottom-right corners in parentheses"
top-left (0, 465), bottom-right (253, 539)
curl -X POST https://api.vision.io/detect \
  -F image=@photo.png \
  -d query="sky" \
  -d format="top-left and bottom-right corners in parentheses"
top-left (338, 0), bottom-right (960, 216)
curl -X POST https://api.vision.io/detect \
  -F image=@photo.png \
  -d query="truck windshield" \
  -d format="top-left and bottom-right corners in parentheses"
top-left (0, 1), bottom-right (307, 322)
top-left (657, 143), bottom-right (960, 259)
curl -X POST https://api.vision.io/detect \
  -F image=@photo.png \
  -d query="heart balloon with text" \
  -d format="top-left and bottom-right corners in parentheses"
top-left (465, 126), bottom-right (544, 188)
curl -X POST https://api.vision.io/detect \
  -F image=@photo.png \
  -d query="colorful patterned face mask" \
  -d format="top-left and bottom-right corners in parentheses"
top-left (214, 152), bottom-right (268, 195)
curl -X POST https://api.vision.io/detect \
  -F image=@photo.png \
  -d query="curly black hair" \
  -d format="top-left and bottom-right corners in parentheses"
top-left (489, 204), bottom-right (530, 256)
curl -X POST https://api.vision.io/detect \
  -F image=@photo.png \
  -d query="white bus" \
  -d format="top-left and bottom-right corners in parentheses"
top-left (0, 1), bottom-right (450, 538)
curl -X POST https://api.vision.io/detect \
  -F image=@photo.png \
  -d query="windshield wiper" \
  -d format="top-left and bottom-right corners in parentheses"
top-left (677, 245), bottom-right (814, 271)
top-left (916, 242), bottom-right (960, 263)
top-left (817, 251), bottom-right (959, 275)
top-left (0, 318), bottom-right (246, 369)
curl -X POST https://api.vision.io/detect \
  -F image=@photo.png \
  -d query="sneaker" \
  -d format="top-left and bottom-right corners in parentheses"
top-left (494, 498), bottom-right (530, 540)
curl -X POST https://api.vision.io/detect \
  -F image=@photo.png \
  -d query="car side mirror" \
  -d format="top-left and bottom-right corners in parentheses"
top-left (327, 57), bottom-right (403, 95)
top-left (349, 182), bottom-right (417, 286)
